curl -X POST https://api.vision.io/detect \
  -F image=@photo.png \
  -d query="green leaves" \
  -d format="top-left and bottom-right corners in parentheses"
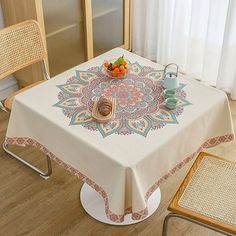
top-left (114, 55), bottom-right (124, 67)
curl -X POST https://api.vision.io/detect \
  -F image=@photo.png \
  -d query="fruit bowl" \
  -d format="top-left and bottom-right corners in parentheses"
top-left (103, 56), bottom-right (130, 79)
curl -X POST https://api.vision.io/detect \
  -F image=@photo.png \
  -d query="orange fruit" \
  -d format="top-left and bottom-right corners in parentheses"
top-left (119, 65), bottom-right (125, 71)
top-left (121, 61), bottom-right (127, 66)
top-left (104, 62), bottom-right (109, 68)
top-left (112, 64), bottom-right (117, 69)
top-left (114, 68), bottom-right (120, 73)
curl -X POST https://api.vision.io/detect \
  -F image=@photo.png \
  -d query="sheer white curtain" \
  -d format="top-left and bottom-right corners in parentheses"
top-left (132, 0), bottom-right (236, 99)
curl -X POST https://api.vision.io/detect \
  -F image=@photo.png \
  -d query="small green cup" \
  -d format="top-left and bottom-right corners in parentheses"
top-left (165, 98), bottom-right (178, 109)
top-left (164, 89), bottom-right (175, 99)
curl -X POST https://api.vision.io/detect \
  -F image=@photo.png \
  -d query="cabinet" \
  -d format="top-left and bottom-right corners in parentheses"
top-left (43, 0), bottom-right (88, 76)
top-left (1, 0), bottom-right (131, 84)
top-left (92, 0), bottom-right (128, 56)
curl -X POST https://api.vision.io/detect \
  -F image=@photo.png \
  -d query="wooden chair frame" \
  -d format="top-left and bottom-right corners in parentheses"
top-left (0, 20), bottom-right (52, 179)
top-left (162, 152), bottom-right (236, 236)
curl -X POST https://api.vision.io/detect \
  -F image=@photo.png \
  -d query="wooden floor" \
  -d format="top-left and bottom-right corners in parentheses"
top-left (0, 101), bottom-right (236, 236)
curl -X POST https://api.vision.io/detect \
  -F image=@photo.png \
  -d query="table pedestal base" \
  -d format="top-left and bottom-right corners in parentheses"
top-left (80, 183), bottom-right (161, 225)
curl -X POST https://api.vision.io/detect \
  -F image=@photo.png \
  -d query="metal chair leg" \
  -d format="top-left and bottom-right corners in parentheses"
top-left (3, 143), bottom-right (52, 179)
top-left (0, 101), bottom-right (7, 112)
top-left (162, 213), bottom-right (233, 236)
top-left (162, 213), bottom-right (173, 236)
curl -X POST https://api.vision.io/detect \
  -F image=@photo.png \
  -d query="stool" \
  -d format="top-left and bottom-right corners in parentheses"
top-left (162, 152), bottom-right (236, 236)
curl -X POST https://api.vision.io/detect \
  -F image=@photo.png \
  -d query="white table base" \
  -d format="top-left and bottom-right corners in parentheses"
top-left (80, 183), bottom-right (161, 225)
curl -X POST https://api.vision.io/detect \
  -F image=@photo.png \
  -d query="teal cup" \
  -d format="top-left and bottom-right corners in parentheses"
top-left (165, 97), bottom-right (178, 109)
top-left (164, 89), bottom-right (175, 99)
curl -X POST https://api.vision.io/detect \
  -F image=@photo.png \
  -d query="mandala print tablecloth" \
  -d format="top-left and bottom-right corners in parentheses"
top-left (5, 48), bottom-right (234, 223)
top-left (54, 63), bottom-right (191, 137)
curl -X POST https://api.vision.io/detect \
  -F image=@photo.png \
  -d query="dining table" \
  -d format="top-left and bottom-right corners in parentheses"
top-left (5, 48), bottom-right (234, 225)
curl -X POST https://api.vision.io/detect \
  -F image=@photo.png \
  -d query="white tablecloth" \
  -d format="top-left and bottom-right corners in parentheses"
top-left (5, 48), bottom-right (234, 222)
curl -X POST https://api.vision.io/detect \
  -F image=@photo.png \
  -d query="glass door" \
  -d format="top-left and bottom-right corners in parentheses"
top-left (42, 0), bottom-right (130, 75)
top-left (91, 0), bottom-right (130, 57)
top-left (43, 0), bottom-right (87, 76)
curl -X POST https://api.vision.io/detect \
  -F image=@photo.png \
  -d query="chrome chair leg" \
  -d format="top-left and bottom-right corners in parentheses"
top-left (162, 213), bottom-right (172, 236)
top-left (0, 101), bottom-right (7, 112)
top-left (162, 213), bottom-right (233, 236)
top-left (3, 143), bottom-right (52, 179)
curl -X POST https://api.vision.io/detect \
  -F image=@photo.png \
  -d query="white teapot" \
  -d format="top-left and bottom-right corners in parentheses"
top-left (163, 63), bottom-right (179, 90)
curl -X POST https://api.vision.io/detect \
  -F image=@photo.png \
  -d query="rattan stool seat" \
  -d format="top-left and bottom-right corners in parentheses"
top-left (166, 152), bottom-right (236, 235)
top-left (179, 156), bottom-right (236, 227)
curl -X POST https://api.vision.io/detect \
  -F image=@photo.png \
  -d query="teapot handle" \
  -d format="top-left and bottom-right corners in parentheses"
top-left (163, 63), bottom-right (179, 76)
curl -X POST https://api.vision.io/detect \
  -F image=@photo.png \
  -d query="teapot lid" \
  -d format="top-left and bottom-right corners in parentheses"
top-left (165, 72), bottom-right (177, 78)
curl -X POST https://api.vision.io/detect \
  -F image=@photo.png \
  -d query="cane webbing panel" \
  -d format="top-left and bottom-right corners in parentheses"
top-left (0, 20), bottom-right (45, 80)
top-left (179, 156), bottom-right (236, 227)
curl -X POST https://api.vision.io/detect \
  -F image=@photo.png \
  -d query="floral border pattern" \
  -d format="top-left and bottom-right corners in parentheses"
top-left (4, 133), bottom-right (234, 222)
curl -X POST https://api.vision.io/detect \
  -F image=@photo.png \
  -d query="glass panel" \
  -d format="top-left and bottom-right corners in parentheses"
top-left (92, 0), bottom-right (124, 56)
top-left (43, 0), bottom-right (87, 76)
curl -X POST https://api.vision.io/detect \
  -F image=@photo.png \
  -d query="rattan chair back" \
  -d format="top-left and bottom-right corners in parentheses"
top-left (0, 20), bottom-right (47, 80)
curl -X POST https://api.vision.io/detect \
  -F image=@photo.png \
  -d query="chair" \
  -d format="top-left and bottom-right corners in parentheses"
top-left (0, 20), bottom-right (52, 179)
top-left (162, 152), bottom-right (236, 236)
